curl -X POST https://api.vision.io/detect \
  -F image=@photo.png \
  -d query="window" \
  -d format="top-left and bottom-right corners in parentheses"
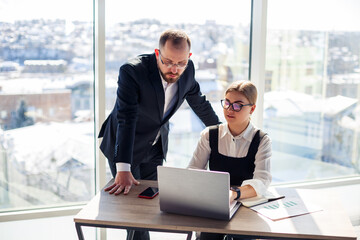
top-left (105, 0), bottom-right (252, 170)
top-left (0, 0), bottom-right (95, 212)
top-left (264, 0), bottom-right (360, 183)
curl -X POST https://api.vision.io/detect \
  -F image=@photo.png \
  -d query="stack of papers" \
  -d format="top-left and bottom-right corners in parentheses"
top-left (250, 197), bottom-right (323, 221)
top-left (242, 188), bottom-right (323, 221)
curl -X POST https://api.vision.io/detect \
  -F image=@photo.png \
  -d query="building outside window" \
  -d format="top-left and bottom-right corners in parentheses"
top-left (0, 0), bottom-right (95, 212)
top-left (264, 0), bottom-right (360, 182)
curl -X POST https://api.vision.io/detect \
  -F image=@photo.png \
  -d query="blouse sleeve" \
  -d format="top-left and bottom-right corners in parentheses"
top-left (187, 128), bottom-right (211, 170)
top-left (241, 134), bottom-right (272, 196)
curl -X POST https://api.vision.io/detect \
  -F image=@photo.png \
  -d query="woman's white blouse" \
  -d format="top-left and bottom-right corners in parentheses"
top-left (188, 122), bottom-right (272, 197)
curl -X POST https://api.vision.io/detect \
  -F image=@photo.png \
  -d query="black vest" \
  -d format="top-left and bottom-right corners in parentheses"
top-left (209, 125), bottom-right (266, 185)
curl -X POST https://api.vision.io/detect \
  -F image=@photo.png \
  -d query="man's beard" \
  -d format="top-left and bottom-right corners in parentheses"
top-left (160, 70), bottom-right (181, 83)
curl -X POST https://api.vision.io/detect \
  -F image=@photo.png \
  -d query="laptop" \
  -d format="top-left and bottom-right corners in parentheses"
top-left (157, 166), bottom-right (241, 220)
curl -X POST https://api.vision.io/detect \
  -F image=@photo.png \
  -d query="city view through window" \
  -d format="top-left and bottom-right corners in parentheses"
top-left (0, 0), bottom-right (95, 211)
top-left (0, 0), bottom-right (359, 213)
top-left (264, 0), bottom-right (360, 182)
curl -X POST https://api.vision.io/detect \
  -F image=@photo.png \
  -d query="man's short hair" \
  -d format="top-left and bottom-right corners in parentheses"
top-left (159, 29), bottom-right (191, 51)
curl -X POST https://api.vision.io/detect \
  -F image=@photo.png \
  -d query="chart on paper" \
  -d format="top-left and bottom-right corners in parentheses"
top-left (250, 197), bottom-right (323, 221)
top-left (263, 200), bottom-right (298, 209)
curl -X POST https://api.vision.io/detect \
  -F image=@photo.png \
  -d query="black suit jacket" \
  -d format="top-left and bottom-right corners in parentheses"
top-left (98, 53), bottom-right (219, 174)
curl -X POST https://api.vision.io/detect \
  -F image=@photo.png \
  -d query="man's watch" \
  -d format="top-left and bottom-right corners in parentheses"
top-left (231, 187), bottom-right (241, 200)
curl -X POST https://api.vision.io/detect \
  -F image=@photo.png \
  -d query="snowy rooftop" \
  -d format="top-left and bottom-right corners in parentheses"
top-left (264, 90), bottom-right (358, 117)
top-left (2, 121), bottom-right (94, 174)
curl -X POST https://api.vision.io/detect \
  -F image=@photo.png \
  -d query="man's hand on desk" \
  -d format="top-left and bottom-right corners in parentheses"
top-left (104, 171), bottom-right (140, 195)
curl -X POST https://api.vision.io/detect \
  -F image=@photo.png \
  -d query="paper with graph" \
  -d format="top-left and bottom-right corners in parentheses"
top-left (250, 197), bottom-right (323, 221)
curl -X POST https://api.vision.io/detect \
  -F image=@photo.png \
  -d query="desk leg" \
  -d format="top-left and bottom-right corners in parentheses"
top-left (126, 230), bottom-right (135, 240)
top-left (186, 231), bottom-right (192, 240)
top-left (75, 223), bottom-right (85, 240)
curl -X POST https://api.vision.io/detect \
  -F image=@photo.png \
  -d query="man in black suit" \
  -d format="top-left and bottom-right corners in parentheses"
top-left (98, 30), bottom-right (219, 238)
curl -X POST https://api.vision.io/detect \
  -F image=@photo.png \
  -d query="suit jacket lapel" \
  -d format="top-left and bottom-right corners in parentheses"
top-left (149, 54), bottom-right (164, 120)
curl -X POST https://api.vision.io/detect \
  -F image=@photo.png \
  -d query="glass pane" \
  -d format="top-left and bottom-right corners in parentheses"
top-left (105, 0), bottom-right (252, 172)
top-left (265, 0), bottom-right (360, 183)
top-left (0, 0), bottom-right (95, 211)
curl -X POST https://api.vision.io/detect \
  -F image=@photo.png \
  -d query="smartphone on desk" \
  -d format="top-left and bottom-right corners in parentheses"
top-left (138, 187), bottom-right (159, 199)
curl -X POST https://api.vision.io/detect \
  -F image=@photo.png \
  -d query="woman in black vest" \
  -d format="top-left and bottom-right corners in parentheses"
top-left (188, 80), bottom-right (272, 240)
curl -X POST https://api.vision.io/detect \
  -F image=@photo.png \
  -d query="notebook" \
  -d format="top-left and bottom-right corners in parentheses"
top-left (157, 166), bottom-right (241, 220)
top-left (239, 188), bottom-right (285, 207)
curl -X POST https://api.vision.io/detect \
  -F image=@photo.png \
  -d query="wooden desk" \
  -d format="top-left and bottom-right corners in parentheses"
top-left (74, 180), bottom-right (357, 240)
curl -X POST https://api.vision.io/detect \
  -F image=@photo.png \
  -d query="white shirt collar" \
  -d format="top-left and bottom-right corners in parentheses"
top-left (159, 71), bottom-right (176, 89)
top-left (221, 122), bottom-right (254, 142)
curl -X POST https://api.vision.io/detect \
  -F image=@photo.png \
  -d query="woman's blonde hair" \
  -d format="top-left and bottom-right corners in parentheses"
top-left (225, 80), bottom-right (257, 105)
